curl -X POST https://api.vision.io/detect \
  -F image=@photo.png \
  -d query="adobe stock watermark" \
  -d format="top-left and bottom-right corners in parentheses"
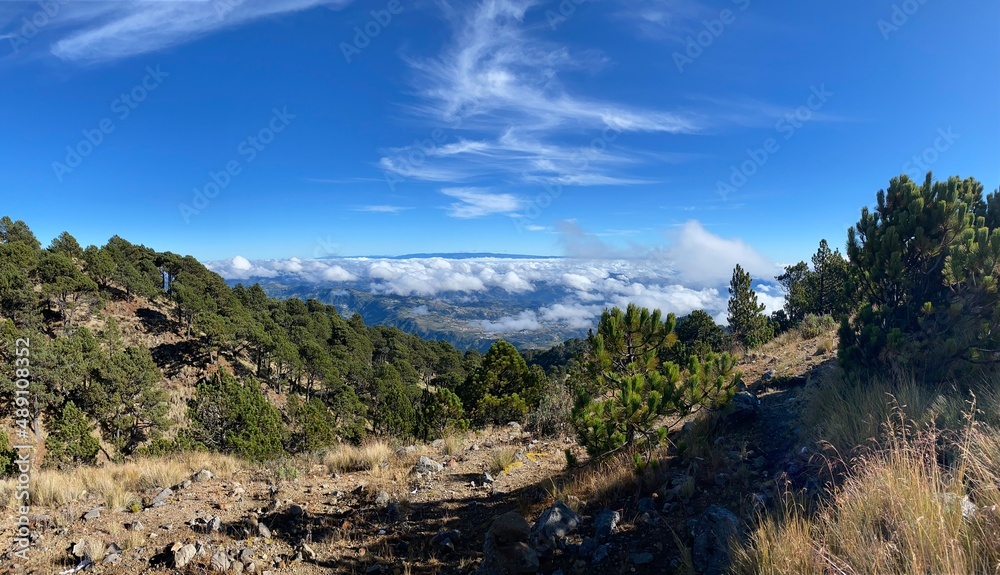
top-left (878, 0), bottom-right (930, 40)
top-left (673, 0), bottom-right (750, 73)
top-left (512, 126), bottom-right (621, 233)
top-left (6, 0), bottom-right (73, 55)
top-left (10, 335), bottom-right (34, 567)
top-left (179, 107), bottom-right (296, 223)
top-left (716, 84), bottom-right (833, 201)
top-left (340, 0), bottom-right (403, 63)
top-left (51, 65), bottom-right (169, 182)
top-left (546, 0), bottom-right (593, 30)
top-left (901, 127), bottom-right (959, 180)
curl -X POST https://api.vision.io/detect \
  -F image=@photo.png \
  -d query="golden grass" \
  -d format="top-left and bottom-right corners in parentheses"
top-left (29, 451), bottom-right (244, 508)
top-left (323, 439), bottom-right (395, 475)
top-left (488, 447), bottom-right (520, 476)
top-left (441, 434), bottom-right (463, 456)
top-left (0, 478), bottom-right (18, 511)
top-left (736, 397), bottom-right (1000, 574)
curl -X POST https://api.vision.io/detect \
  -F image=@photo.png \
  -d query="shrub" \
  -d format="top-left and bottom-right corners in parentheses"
top-left (526, 381), bottom-right (574, 437)
top-left (572, 305), bottom-right (740, 458)
top-left (840, 173), bottom-right (1000, 380)
top-left (799, 314), bottom-right (836, 339)
top-left (44, 401), bottom-right (100, 466)
top-left (189, 369), bottom-right (286, 461)
top-left (415, 387), bottom-right (468, 441)
top-left (287, 395), bottom-right (339, 453)
top-left (458, 340), bottom-right (548, 426)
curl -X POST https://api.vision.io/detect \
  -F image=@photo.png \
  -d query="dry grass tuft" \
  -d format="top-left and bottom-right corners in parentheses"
top-left (323, 439), bottom-right (395, 475)
top-left (488, 447), bottom-right (520, 477)
top-left (735, 413), bottom-right (1000, 574)
top-left (441, 434), bottom-right (463, 456)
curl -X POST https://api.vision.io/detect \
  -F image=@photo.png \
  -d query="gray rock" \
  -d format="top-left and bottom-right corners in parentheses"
top-left (231, 560), bottom-right (245, 574)
top-left (395, 445), bottom-right (417, 457)
top-left (239, 548), bottom-right (254, 563)
top-left (724, 391), bottom-right (760, 423)
top-left (939, 493), bottom-right (978, 519)
top-left (594, 508), bottom-right (621, 540)
top-left (83, 508), bottom-right (101, 521)
top-left (531, 501), bottom-right (583, 547)
top-left (414, 456), bottom-right (444, 474)
top-left (692, 505), bottom-right (740, 575)
top-left (130, 520), bottom-right (144, 531)
top-left (432, 439), bottom-right (446, 449)
top-left (209, 515), bottom-right (223, 532)
top-left (375, 491), bottom-right (391, 508)
top-left (193, 469), bottom-right (215, 482)
top-left (592, 544), bottom-right (610, 565)
top-left (631, 552), bottom-right (654, 565)
top-left (150, 487), bottom-right (173, 508)
top-left (211, 550), bottom-right (231, 572)
top-left (431, 529), bottom-right (462, 554)
top-left (258, 522), bottom-right (272, 539)
top-left (482, 471), bottom-right (496, 484)
top-left (478, 512), bottom-right (539, 575)
top-left (174, 544), bottom-right (197, 569)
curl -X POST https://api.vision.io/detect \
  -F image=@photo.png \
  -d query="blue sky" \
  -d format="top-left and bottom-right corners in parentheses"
top-left (1, 0), bottom-right (997, 270)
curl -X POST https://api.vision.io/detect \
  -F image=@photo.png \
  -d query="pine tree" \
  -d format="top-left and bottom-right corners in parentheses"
top-left (728, 264), bottom-right (771, 349)
top-left (571, 304), bottom-right (740, 458)
top-left (841, 173), bottom-right (1000, 379)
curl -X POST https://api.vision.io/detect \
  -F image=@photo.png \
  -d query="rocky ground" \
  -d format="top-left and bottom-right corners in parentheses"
top-left (0, 333), bottom-right (838, 575)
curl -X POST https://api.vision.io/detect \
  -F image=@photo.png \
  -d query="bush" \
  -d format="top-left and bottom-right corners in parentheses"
top-left (526, 381), bottom-right (574, 437)
top-left (44, 401), bottom-right (100, 466)
top-left (572, 305), bottom-right (740, 458)
top-left (415, 387), bottom-right (468, 441)
top-left (189, 369), bottom-right (286, 462)
top-left (840, 173), bottom-right (1000, 380)
top-left (799, 314), bottom-right (836, 339)
top-left (287, 395), bottom-right (339, 453)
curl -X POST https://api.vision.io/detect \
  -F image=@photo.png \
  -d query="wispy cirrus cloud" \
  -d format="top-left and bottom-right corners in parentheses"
top-left (352, 205), bottom-right (414, 214)
top-left (8, 0), bottom-right (350, 64)
top-left (379, 0), bottom-right (702, 188)
top-left (441, 188), bottom-right (523, 218)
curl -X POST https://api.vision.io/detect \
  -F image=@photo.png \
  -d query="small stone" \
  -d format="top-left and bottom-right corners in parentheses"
top-left (130, 520), bottom-right (144, 531)
top-left (193, 469), bottom-right (215, 482)
top-left (413, 456), bottom-right (444, 474)
top-left (150, 487), bottom-right (173, 508)
top-left (211, 550), bottom-right (231, 572)
top-left (258, 522), bottom-right (272, 539)
top-left (83, 508), bottom-right (101, 521)
top-left (231, 560), bottom-right (245, 574)
top-left (210, 515), bottom-right (223, 532)
top-left (592, 544), bottom-right (610, 565)
top-left (532, 501), bottom-right (583, 546)
top-left (482, 471), bottom-right (496, 484)
top-left (174, 544), bottom-right (197, 569)
top-left (430, 529), bottom-right (462, 554)
top-left (375, 491), bottom-right (390, 508)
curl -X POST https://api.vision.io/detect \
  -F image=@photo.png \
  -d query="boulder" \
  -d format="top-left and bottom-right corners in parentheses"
top-left (692, 505), bottom-right (739, 575)
top-left (531, 501), bottom-right (583, 547)
top-left (594, 508), bottom-right (621, 540)
top-left (478, 512), bottom-right (539, 575)
top-left (724, 391), bottom-right (760, 424)
top-left (211, 550), bottom-right (231, 572)
top-left (413, 456), bottom-right (444, 474)
top-left (150, 487), bottom-right (173, 508)
top-left (174, 544), bottom-right (197, 569)
top-left (431, 529), bottom-right (462, 554)
top-left (193, 469), bottom-right (215, 482)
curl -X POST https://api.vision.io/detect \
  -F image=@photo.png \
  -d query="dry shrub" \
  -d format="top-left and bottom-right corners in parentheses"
top-left (441, 434), bottom-right (463, 457)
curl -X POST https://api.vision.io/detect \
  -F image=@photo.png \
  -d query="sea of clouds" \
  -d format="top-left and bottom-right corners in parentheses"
top-left (207, 254), bottom-right (785, 334)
